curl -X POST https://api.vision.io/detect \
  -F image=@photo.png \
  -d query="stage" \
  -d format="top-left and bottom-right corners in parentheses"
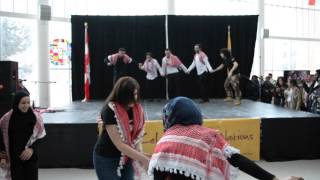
top-left (38, 99), bottom-right (320, 168)
top-left (43, 99), bottom-right (319, 123)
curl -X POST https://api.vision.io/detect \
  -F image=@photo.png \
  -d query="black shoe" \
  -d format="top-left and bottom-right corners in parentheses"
top-left (148, 99), bottom-right (154, 102)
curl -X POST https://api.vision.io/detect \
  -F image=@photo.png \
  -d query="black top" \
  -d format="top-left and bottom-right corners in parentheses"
top-left (9, 110), bottom-right (36, 161)
top-left (222, 58), bottom-right (240, 75)
top-left (0, 129), bottom-right (4, 151)
top-left (94, 106), bottom-right (134, 157)
top-left (114, 57), bottom-right (128, 77)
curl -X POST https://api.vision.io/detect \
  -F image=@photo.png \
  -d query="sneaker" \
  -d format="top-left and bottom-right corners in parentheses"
top-left (224, 97), bottom-right (233, 102)
top-left (234, 99), bottom-right (241, 105)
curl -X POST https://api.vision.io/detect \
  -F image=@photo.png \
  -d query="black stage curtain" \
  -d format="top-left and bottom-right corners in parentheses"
top-left (71, 16), bottom-right (166, 100)
top-left (168, 15), bottom-right (258, 98)
top-left (72, 15), bottom-right (257, 100)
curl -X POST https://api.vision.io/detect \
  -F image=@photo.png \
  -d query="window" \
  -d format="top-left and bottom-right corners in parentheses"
top-left (0, 16), bottom-right (38, 104)
top-left (256, 0), bottom-right (320, 78)
top-left (48, 21), bottom-right (72, 107)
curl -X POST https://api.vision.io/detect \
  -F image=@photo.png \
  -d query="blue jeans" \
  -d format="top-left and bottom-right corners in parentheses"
top-left (93, 152), bottom-right (134, 180)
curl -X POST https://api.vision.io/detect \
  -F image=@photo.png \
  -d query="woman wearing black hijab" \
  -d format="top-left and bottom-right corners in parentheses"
top-left (0, 91), bottom-right (46, 180)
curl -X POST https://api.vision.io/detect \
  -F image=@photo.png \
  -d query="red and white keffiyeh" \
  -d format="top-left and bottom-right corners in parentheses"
top-left (109, 102), bottom-right (145, 178)
top-left (165, 54), bottom-right (182, 67)
top-left (148, 124), bottom-right (239, 180)
top-left (0, 109), bottom-right (46, 180)
top-left (110, 53), bottom-right (131, 65)
top-left (196, 51), bottom-right (208, 65)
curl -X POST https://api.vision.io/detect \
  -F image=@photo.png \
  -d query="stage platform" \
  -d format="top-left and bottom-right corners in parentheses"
top-left (42, 99), bottom-right (319, 123)
top-left (38, 99), bottom-right (320, 168)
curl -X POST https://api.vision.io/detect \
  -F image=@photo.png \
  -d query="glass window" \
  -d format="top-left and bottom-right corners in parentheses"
top-left (13, 0), bottom-right (28, 13)
top-left (27, 0), bottom-right (39, 14)
top-left (48, 21), bottom-right (72, 107)
top-left (264, 38), bottom-right (320, 77)
top-left (51, 0), bottom-right (66, 17)
top-left (0, 0), bottom-right (14, 12)
top-left (174, 0), bottom-right (258, 15)
top-left (0, 16), bottom-right (38, 104)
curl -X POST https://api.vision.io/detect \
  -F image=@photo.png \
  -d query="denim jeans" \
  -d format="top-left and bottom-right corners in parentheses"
top-left (93, 152), bottom-right (134, 180)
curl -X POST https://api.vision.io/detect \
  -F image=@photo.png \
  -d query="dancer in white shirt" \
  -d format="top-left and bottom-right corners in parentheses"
top-left (162, 49), bottom-right (188, 99)
top-left (187, 44), bottom-right (213, 103)
top-left (139, 52), bottom-right (164, 101)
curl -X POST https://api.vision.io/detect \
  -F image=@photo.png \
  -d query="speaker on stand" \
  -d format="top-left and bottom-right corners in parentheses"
top-left (0, 61), bottom-right (18, 117)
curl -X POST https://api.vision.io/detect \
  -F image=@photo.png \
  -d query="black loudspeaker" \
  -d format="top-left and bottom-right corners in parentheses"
top-left (0, 61), bottom-right (18, 117)
top-left (0, 93), bottom-right (14, 118)
top-left (0, 61), bottom-right (18, 94)
top-left (40, 5), bottom-right (51, 21)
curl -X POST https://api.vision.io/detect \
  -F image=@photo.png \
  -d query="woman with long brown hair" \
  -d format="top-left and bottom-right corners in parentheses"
top-left (93, 76), bottom-right (149, 180)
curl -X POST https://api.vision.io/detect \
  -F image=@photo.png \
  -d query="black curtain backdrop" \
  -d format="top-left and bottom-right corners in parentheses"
top-left (71, 15), bottom-right (166, 100)
top-left (168, 15), bottom-right (258, 98)
top-left (72, 15), bottom-right (258, 100)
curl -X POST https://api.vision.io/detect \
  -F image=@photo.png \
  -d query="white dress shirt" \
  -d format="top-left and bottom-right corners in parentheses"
top-left (188, 54), bottom-right (213, 75)
top-left (141, 59), bottom-right (163, 80)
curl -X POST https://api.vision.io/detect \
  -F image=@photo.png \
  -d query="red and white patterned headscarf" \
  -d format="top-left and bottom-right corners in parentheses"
top-left (149, 97), bottom-right (239, 180)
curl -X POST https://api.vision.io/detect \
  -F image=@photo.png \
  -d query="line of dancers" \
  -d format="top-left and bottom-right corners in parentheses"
top-left (104, 44), bottom-right (242, 105)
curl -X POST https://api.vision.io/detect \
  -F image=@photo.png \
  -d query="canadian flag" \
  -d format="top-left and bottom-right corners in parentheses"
top-left (309, 0), bottom-right (316, 5)
top-left (83, 22), bottom-right (91, 101)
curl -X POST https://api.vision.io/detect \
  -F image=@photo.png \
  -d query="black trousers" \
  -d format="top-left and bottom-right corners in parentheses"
top-left (10, 156), bottom-right (38, 180)
top-left (197, 72), bottom-right (209, 101)
top-left (167, 73), bottom-right (181, 99)
top-left (145, 78), bottom-right (158, 99)
top-left (113, 72), bottom-right (128, 85)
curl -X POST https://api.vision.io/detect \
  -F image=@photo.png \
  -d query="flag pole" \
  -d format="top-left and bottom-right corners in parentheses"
top-left (82, 22), bottom-right (90, 102)
top-left (227, 25), bottom-right (232, 51)
top-left (165, 15), bottom-right (169, 100)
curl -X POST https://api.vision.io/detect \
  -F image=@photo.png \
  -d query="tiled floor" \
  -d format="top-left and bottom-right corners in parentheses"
top-left (39, 159), bottom-right (320, 180)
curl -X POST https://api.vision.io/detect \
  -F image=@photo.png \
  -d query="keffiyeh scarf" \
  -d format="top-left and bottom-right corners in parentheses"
top-left (148, 97), bottom-right (239, 180)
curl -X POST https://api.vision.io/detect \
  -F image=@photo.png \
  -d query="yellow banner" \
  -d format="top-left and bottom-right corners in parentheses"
top-left (142, 118), bottom-right (260, 161)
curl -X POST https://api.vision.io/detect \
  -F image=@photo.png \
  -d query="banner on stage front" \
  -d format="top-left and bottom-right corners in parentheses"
top-left (142, 118), bottom-right (260, 161)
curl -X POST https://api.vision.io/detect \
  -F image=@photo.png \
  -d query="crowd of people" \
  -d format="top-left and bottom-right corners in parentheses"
top-left (246, 70), bottom-right (320, 114)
